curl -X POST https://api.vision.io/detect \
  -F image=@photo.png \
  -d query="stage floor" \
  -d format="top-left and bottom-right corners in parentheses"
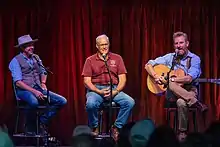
top-left (14, 134), bottom-right (111, 146)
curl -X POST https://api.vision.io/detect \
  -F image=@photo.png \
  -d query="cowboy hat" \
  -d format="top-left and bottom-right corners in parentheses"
top-left (14, 34), bottom-right (38, 48)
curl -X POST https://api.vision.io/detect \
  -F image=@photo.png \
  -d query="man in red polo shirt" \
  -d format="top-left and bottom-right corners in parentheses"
top-left (82, 34), bottom-right (135, 140)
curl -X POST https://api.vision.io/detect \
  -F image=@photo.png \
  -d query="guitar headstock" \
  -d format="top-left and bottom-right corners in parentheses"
top-left (210, 79), bottom-right (220, 85)
top-left (197, 78), bottom-right (220, 85)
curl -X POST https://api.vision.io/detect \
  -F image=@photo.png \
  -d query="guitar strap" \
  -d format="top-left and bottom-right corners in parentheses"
top-left (186, 56), bottom-right (192, 70)
top-left (184, 56), bottom-right (193, 90)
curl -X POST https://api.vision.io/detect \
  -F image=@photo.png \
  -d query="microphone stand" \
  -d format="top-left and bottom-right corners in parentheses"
top-left (166, 54), bottom-right (177, 88)
top-left (34, 57), bottom-right (53, 146)
top-left (32, 54), bottom-right (53, 75)
top-left (34, 57), bottom-right (53, 104)
top-left (37, 62), bottom-right (54, 75)
top-left (103, 57), bottom-right (113, 137)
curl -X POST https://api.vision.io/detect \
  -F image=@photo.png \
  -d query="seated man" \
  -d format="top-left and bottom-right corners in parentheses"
top-left (81, 34), bottom-right (135, 141)
top-left (9, 34), bottom-right (67, 135)
top-left (145, 31), bottom-right (208, 141)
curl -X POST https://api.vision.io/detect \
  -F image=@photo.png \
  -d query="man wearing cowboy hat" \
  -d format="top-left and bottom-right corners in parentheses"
top-left (9, 34), bottom-right (67, 135)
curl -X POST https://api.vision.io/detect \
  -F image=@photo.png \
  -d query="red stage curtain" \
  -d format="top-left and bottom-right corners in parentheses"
top-left (0, 0), bottom-right (219, 145)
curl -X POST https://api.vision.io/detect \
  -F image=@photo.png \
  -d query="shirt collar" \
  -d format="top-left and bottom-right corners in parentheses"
top-left (96, 52), bottom-right (112, 60)
top-left (182, 50), bottom-right (193, 60)
top-left (20, 52), bottom-right (33, 61)
top-left (20, 52), bottom-right (28, 60)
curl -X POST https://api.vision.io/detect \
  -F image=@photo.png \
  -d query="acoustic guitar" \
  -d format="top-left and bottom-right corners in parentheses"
top-left (147, 64), bottom-right (220, 95)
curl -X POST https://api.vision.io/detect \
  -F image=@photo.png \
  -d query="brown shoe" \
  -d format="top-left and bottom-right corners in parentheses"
top-left (110, 126), bottom-right (119, 141)
top-left (192, 101), bottom-right (208, 112)
top-left (91, 127), bottom-right (99, 136)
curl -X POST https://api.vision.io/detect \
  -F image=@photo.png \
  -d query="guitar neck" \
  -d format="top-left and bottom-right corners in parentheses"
top-left (196, 78), bottom-right (220, 84)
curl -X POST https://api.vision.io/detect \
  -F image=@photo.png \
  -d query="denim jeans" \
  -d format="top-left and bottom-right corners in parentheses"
top-left (16, 84), bottom-right (67, 132)
top-left (86, 85), bottom-right (135, 129)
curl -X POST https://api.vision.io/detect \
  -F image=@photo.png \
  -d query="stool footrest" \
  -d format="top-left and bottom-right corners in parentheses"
top-left (13, 133), bottom-right (46, 138)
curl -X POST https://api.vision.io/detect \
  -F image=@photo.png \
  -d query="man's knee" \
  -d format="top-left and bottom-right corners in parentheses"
top-left (29, 98), bottom-right (39, 108)
top-left (47, 91), bottom-right (67, 106)
top-left (86, 92), bottom-right (102, 110)
top-left (128, 98), bottom-right (135, 108)
top-left (60, 96), bottom-right (67, 106)
top-left (168, 82), bottom-right (176, 91)
top-left (176, 99), bottom-right (187, 107)
top-left (86, 99), bottom-right (99, 110)
top-left (119, 94), bottom-right (135, 108)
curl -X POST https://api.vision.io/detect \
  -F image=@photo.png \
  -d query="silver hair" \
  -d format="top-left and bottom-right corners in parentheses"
top-left (96, 34), bottom-right (109, 44)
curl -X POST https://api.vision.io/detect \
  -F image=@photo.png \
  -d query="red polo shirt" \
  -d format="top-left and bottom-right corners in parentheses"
top-left (82, 52), bottom-right (127, 85)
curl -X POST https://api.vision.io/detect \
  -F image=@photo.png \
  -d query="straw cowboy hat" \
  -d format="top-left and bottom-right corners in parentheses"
top-left (14, 34), bottom-right (38, 48)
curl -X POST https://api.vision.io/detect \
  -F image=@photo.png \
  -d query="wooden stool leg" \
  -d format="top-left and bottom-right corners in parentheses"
top-left (202, 112), bottom-right (206, 128)
top-left (99, 110), bottom-right (103, 134)
top-left (173, 110), bottom-right (176, 130)
top-left (106, 110), bottom-right (110, 133)
top-left (192, 111), bottom-right (197, 132)
top-left (167, 109), bottom-right (170, 126)
top-left (15, 110), bottom-right (20, 134)
top-left (36, 111), bottom-right (40, 147)
top-left (174, 110), bottom-right (178, 132)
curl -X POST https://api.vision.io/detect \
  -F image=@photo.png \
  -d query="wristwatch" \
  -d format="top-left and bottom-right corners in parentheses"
top-left (115, 89), bottom-right (120, 94)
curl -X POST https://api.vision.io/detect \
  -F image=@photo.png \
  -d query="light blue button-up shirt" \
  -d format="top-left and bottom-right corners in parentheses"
top-left (9, 53), bottom-right (46, 83)
top-left (147, 51), bottom-right (201, 80)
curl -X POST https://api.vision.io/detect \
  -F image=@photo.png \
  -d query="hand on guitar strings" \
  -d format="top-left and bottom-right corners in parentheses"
top-left (154, 74), bottom-right (164, 85)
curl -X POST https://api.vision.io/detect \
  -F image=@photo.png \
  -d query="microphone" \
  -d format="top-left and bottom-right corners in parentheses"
top-left (102, 53), bottom-right (107, 61)
top-left (32, 54), bottom-right (45, 69)
top-left (174, 49), bottom-right (178, 58)
top-left (32, 54), bottom-right (42, 62)
top-left (32, 54), bottom-right (53, 75)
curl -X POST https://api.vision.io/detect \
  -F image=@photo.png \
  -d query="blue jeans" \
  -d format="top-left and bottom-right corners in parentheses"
top-left (16, 85), bottom-right (67, 131)
top-left (86, 85), bottom-right (135, 129)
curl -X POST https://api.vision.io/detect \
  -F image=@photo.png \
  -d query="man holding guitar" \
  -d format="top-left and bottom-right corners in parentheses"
top-left (145, 31), bottom-right (208, 140)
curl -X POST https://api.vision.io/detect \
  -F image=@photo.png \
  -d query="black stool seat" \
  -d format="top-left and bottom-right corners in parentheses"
top-left (100, 101), bottom-right (120, 109)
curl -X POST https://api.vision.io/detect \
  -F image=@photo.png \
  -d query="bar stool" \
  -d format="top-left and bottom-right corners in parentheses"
top-left (98, 101), bottom-right (120, 134)
top-left (165, 100), bottom-right (199, 132)
top-left (12, 82), bottom-right (49, 146)
top-left (165, 84), bottom-right (207, 132)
